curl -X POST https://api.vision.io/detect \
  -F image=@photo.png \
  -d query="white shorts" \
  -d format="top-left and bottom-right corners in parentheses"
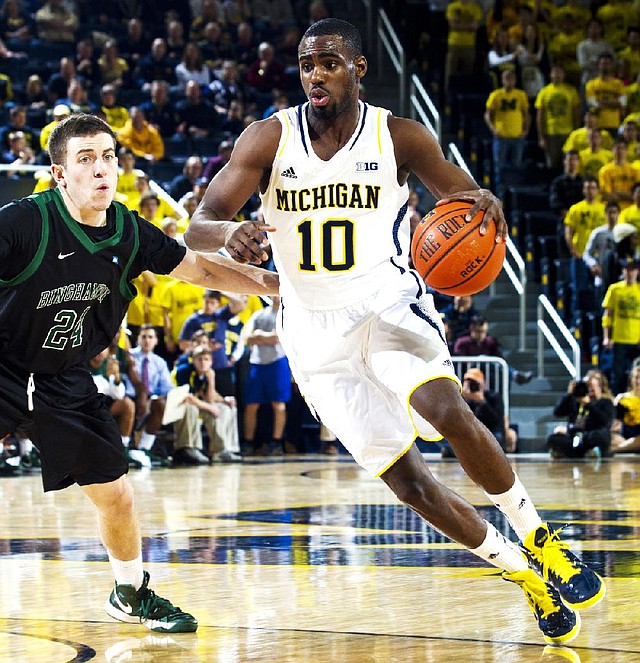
top-left (277, 283), bottom-right (459, 477)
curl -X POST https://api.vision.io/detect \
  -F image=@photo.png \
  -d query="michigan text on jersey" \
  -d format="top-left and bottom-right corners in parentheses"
top-left (275, 183), bottom-right (381, 212)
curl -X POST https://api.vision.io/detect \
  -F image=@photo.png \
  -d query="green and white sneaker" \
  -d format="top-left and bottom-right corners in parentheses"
top-left (105, 571), bottom-right (198, 633)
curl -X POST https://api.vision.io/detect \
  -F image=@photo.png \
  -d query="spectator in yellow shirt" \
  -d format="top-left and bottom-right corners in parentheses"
top-left (484, 69), bottom-right (530, 196)
top-left (444, 0), bottom-right (483, 94)
top-left (535, 64), bottom-right (581, 171)
top-left (598, 138), bottom-right (640, 209)
top-left (565, 176), bottom-right (607, 315)
top-left (116, 106), bottom-right (164, 163)
top-left (578, 128), bottom-right (613, 179)
top-left (100, 84), bottom-right (130, 132)
top-left (585, 53), bottom-right (626, 132)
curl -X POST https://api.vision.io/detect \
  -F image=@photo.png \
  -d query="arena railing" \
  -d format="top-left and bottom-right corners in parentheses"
top-left (537, 294), bottom-right (581, 380)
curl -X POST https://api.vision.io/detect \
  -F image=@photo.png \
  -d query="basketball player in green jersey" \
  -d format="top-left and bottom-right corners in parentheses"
top-left (0, 113), bottom-right (279, 633)
top-left (185, 19), bottom-right (605, 644)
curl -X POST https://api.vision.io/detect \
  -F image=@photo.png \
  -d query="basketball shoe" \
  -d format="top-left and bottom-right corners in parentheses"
top-left (503, 568), bottom-right (580, 645)
top-left (105, 571), bottom-right (198, 633)
top-left (522, 523), bottom-right (605, 609)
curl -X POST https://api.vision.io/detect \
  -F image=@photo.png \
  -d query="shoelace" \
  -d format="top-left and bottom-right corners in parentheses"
top-left (139, 589), bottom-right (184, 620)
top-left (533, 525), bottom-right (578, 584)
top-left (518, 575), bottom-right (563, 620)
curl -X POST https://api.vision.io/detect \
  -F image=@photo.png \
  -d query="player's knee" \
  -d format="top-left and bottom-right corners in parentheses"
top-left (392, 475), bottom-right (440, 511)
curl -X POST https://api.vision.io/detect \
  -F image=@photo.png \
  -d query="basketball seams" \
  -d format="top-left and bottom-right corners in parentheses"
top-left (410, 200), bottom-right (505, 295)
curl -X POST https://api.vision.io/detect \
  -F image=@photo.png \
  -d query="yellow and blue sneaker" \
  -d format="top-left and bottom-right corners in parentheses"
top-left (522, 523), bottom-right (605, 610)
top-left (503, 568), bottom-right (580, 645)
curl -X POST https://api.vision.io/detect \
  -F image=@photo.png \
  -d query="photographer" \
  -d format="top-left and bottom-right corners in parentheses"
top-left (441, 368), bottom-right (513, 457)
top-left (547, 374), bottom-right (615, 458)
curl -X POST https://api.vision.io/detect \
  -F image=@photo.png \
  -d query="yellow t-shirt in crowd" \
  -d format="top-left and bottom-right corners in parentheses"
top-left (602, 281), bottom-right (640, 344)
top-left (485, 87), bottom-right (529, 137)
top-left (564, 199), bottom-right (607, 254)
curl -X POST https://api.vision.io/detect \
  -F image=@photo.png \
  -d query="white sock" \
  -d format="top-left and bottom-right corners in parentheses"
top-left (18, 438), bottom-right (33, 456)
top-left (486, 474), bottom-right (543, 541)
top-left (468, 521), bottom-right (528, 573)
top-left (138, 431), bottom-right (156, 451)
top-left (108, 553), bottom-right (144, 589)
top-left (121, 436), bottom-right (130, 448)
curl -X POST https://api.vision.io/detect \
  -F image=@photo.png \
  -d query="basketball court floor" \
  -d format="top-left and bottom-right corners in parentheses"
top-left (1, 453), bottom-right (638, 662)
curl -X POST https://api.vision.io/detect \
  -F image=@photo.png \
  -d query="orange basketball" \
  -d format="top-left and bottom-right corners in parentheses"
top-left (410, 200), bottom-right (506, 296)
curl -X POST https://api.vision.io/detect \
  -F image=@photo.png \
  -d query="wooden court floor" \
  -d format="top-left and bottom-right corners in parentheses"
top-left (0, 453), bottom-right (638, 662)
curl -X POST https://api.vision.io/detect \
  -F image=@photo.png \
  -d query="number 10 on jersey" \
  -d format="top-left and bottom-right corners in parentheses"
top-left (297, 218), bottom-right (355, 272)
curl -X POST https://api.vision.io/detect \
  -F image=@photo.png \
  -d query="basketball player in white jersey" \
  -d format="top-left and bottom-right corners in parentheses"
top-left (185, 18), bottom-right (604, 644)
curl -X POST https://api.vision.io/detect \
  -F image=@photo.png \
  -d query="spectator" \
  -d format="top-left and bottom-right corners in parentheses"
top-left (176, 79), bottom-right (221, 141)
top-left (74, 37), bottom-right (100, 89)
top-left (440, 367), bottom-right (515, 457)
top-left (139, 80), bottom-right (179, 139)
top-left (549, 150), bottom-right (584, 257)
top-left (583, 200), bottom-right (620, 302)
top-left (563, 109), bottom-right (614, 154)
top-left (161, 280), bottom-right (206, 360)
top-left (134, 38), bottom-right (176, 92)
top-left (602, 257), bottom-right (640, 394)
top-left (601, 222), bottom-right (639, 295)
top-left (547, 375), bottom-right (615, 458)
top-left (46, 57), bottom-right (76, 106)
top-left (546, 12), bottom-right (583, 89)
top-left (0, 0), bottom-right (34, 51)
top-left (618, 26), bottom-right (640, 85)
top-left (576, 18), bottom-right (616, 91)
top-left (201, 139), bottom-right (233, 182)
top-left (117, 106), bottom-right (165, 164)
top-left (611, 364), bottom-right (640, 453)
top-left (595, 0), bottom-right (636, 52)
top-left (98, 39), bottom-right (129, 88)
top-left (38, 103), bottom-right (70, 156)
top-left (60, 79), bottom-right (96, 115)
top-left (515, 22), bottom-right (547, 104)
top-left (174, 344), bottom-right (242, 463)
top-left (169, 155), bottom-right (204, 201)
top-left (535, 64), bottom-right (581, 172)
top-left (564, 176), bottom-right (607, 314)
top-left (484, 68), bottom-right (530, 197)
top-left (441, 295), bottom-right (478, 342)
top-left (119, 17), bottom-right (150, 66)
top-left (598, 138), bottom-right (640, 209)
top-left (443, 0), bottom-right (483, 95)
top-left (128, 324), bottom-right (175, 461)
top-left (175, 41), bottom-right (211, 92)
top-left (197, 20), bottom-right (236, 69)
top-left (100, 84), bottom-right (130, 132)
top-left (35, 0), bottom-right (78, 44)
top-left (220, 99), bottom-right (246, 139)
top-left (251, 0), bottom-right (295, 43)
top-left (2, 130), bottom-right (35, 177)
top-left (618, 181), bottom-right (640, 230)
top-left (24, 74), bottom-right (48, 110)
top-left (578, 128), bottom-right (613, 179)
top-left (241, 295), bottom-right (291, 455)
top-left (165, 19), bottom-right (186, 65)
top-left (178, 289), bottom-right (246, 397)
top-left (487, 26), bottom-right (520, 87)
top-left (209, 59), bottom-right (249, 114)
top-left (453, 315), bottom-right (533, 385)
top-left (234, 21), bottom-right (258, 72)
top-left (189, 0), bottom-right (225, 42)
top-left (246, 41), bottom-right (288, 113)
top-left (0, 105), bottom-right (37, 154)
top-left (585, 53), bottom-right (626, 134)
top-left (621, 118), bottom-right (639, 160)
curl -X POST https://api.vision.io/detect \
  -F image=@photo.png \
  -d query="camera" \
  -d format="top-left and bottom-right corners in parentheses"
top-left (467, 379), bottom-right (482, 393)
top-left (572, 380), bottom-right (589, 398)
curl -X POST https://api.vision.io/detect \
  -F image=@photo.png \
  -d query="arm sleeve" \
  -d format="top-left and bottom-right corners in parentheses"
top-left (0, 198), bottom-right (42, 280)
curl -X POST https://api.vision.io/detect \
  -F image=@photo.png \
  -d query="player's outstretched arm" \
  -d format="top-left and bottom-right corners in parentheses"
top-left (390, 116), bottom-right (508, 243)
top-left (185, 118), bottom-right (281, 263)
top-left (171, 249), bottom-right (280, 296)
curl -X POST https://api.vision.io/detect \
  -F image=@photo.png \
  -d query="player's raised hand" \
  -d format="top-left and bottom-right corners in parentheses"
top-left (225, 221), bottom-right (276, 264)
top-left (437, 189), bottom-right (507, 243)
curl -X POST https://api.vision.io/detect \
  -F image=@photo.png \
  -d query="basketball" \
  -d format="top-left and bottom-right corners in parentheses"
top-left (410, 200), bottom-right (506, 296)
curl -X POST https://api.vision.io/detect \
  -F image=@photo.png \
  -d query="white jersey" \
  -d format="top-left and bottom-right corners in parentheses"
top-left (262, 101), bottom-right (410, 309)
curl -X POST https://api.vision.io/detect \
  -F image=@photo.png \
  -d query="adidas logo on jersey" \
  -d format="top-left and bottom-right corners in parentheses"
top-left (280, 167), bottom-right (297, 178)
